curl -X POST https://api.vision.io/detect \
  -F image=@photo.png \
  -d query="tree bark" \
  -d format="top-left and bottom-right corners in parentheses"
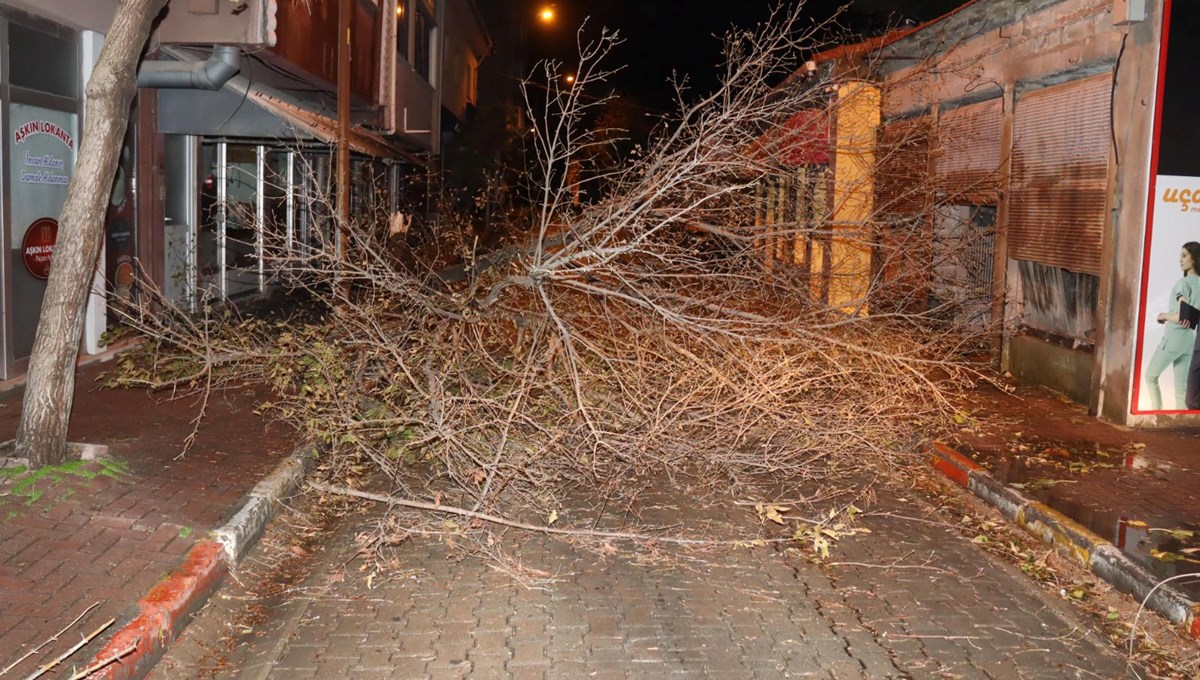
top-left (15, 0), bottom-right (167, 467)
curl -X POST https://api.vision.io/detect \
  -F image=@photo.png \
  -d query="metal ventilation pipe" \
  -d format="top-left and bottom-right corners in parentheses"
top-left (137, 45), bottom-right (241, 90)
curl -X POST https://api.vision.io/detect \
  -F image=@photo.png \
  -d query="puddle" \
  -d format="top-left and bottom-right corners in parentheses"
top-left (959, 439), bottom-right (1200, 601)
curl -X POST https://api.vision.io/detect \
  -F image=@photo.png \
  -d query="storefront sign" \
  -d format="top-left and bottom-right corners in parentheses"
top-left (13, 119), bottom-right (75, 149)
top-left (21, 218), bottom-right (57, 280)
top-left (1132, 0), bottom-right (1200, 414)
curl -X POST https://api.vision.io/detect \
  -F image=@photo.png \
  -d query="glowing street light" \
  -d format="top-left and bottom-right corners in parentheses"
top-left (564, 74), bottom-right (575, 85)
top-left (538, 5), bottom-right (556, 23)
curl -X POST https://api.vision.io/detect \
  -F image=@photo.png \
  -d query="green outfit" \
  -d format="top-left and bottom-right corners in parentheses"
top-left (1146, 274), bottom-right (1200, 410)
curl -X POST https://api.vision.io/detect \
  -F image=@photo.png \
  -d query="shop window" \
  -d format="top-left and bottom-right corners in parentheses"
top-left (224, 144), bottom-right (262, 298)
top-left (9, 23), bottom-right (78, 99)
top-left (8, 103), bottom-right (77, 358)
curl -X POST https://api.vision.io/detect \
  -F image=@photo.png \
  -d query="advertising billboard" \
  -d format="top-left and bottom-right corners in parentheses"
top-left (1133, 0), bottom-right (1200, 414)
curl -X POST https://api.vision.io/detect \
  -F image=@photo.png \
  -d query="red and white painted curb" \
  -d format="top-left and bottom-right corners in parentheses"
top-left (927, 442), bottom-right (1200, 640)
top-left (82, 447), bottom-right (316, 679)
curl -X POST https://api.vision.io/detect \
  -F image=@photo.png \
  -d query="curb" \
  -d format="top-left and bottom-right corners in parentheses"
top-left (927, 441), bottom-right (1200, 640)
top-left (82, 445), bottom-right (317, 679)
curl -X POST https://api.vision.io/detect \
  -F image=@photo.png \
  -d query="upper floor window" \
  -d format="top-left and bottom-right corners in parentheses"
top-left (413, 4), bottom-right (434, 84)
top-left (396, 0), bottom-right (435, 85)
top-left (395, 1), bottom-right (409, 65)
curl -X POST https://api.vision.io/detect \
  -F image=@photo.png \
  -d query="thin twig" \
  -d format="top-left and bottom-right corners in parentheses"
top-left (0, 602), bottom-right (100, 678)
top-left (68, 640), bottom-right (139, 680)
top-left (309, 482), bottom-right (814, 546)
top-left (20, 618), bottom-right (114, 680)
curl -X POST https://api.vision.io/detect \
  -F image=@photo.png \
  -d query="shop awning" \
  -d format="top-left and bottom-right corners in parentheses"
top-left (245, 90), bottom-right (408, 160)
top-left (155, 49), bottom-right (416, 162)
top-left (778, 108), bottom-right (832, 166)
top-left (750, 107), bottom-right (832, 167)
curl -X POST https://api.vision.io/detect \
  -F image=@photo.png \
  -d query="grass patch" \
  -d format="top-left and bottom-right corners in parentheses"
top-left (4, 457), bottom-right (134, 507)
top-left (98, 458), bottom-right (133, 478)
top-left (0, 464), bottom-right (27, 479)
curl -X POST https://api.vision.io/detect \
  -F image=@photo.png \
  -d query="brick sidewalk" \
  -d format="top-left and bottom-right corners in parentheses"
top-left (0, 362), bottom-right (294, 678)
top-left (947, 383), bottom-right (1200, 599)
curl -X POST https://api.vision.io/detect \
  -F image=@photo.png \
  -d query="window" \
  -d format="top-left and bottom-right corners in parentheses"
top-left (395, 1), bottom-right (409, 64)
top-left (10, 23), bottom-right (79, 99)
top-left (414, 4), bottom-right (433, 83)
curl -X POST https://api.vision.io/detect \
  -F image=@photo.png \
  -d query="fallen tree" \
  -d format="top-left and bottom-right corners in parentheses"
top-left (109, 4), bottom-right (993, 542)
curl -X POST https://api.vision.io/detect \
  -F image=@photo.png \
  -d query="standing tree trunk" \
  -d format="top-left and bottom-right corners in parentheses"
top-left (15, 0), bottom-right (167, 468)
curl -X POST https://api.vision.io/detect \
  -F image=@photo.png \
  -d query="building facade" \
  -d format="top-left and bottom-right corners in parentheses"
top-left (0, 0), bottom-right (490, 381)
top-left (766, 0), bottom-right (1195, 426)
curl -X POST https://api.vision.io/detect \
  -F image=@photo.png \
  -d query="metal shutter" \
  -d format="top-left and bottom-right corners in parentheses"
top-left (874, 116), bottom-right (934, 311)
top-left (935, 98), bottom-right (1003, 203)
top-left (876, 116), bottom-right (933, 218)
top-left (1009, 74), bottom-right (1111, 275)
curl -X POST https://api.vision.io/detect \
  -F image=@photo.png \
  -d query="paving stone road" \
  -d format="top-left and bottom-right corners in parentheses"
top-left (154, 477), bottom-right (1131, 679)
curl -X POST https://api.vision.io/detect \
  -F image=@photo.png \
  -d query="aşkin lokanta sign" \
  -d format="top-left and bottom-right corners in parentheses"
top-left (21, 217), bottom-right (57, 280)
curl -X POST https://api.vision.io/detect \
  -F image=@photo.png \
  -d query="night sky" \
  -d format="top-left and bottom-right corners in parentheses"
top-left (517, 0), bottom-right (968, 111)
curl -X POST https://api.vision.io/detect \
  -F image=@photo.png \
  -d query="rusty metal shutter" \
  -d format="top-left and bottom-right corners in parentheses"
top-left (874, 116), bottom-right (934, 312)
top-left (876, 116), bottom-right (934, 218)
top-left (935, 98), bottom-right (1003, 203)
top-left (1009, 74), bottom-right (1111, 275)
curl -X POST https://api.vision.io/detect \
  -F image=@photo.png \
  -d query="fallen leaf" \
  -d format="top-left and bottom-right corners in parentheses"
top-left (813, 534), bottom-right (830, 559)
top-left (755, 504), bottom-right (788, 525)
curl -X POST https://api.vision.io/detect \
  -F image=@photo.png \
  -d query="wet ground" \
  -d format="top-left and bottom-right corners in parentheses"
top-left (0, 362), bottom-right (294, 679)
top-left (153, 471), bottom-right (1144, 679)
top-left (947, 383), bottom-right (1200, 601)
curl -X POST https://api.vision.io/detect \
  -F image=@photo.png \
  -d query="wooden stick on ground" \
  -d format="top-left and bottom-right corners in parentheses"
top-left (309, 481), bottom-right (819, 546)
top-left (20, 618), bottom-right (114, 680)
top-left (68, 640), bottom-right (139, 680)
top-left (0, 603), bottom-right (100, 678)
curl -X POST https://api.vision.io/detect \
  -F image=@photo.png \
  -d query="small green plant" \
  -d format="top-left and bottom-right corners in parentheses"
top-left (0, 464), bottom-right (27, 479)
top-left (3, 458), bottom-right (134, 507)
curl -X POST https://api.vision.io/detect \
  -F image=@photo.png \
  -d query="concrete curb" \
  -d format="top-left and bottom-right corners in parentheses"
top-left (927, 441), bottom-right (1200, 640)
top-left (82, 445), bottom-right (318, 680)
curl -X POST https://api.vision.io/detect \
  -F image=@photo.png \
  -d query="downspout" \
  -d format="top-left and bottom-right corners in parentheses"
top-left (137, 45), bottom-right (241, 90)
top-left (435, 0), bottom-right (447, 206)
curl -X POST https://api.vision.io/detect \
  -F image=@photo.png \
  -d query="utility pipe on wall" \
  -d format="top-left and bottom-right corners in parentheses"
top-left (137, 45), bottom-right (240, 90)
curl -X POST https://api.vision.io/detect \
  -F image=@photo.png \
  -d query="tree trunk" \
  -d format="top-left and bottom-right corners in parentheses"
top-left (15, 0), bottom-right (167, 468)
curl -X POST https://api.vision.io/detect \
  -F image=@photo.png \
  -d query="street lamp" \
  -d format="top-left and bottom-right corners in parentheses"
top-left (538, 5), bottom-right (556, 24)
top-left (564, 74), bottom-right (575, 85)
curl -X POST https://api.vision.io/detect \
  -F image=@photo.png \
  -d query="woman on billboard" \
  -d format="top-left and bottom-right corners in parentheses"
top-left (1145, 242), bottom-right (1200, 410)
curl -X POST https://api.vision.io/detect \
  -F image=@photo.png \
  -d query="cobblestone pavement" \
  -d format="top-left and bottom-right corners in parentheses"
top-left (155, 477), bottom-right (1131, 679)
